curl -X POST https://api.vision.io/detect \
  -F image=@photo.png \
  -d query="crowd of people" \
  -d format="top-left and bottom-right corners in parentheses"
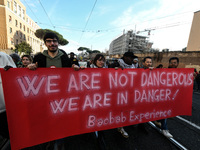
top-left (0, 32), bottom-right (196, 150)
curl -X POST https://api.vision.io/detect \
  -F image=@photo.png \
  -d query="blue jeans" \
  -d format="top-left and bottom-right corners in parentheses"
top-left (158, 119), bottom-right (168, 130)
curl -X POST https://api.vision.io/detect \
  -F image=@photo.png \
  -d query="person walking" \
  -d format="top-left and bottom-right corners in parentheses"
top-left (89, 54), bottom-right (107, 150)
top-left (27, 32), bottom-right (81, 150)
top-left (133, 56), bottom-right (140, 68)
top-left (10, 53), bottom-right (21, 67)
top-left (20, 55), bottom-right (32, 68)
top-left (116, 51), bottom-right (137, 138)
top-left (154, 57), bottom-right (178, 138)
top-left (69, 52), bottom-right (79, 66)
top-left (28, 33), bottom-right (72, 69)
top-left (0, 52), bottom-right (16, 150)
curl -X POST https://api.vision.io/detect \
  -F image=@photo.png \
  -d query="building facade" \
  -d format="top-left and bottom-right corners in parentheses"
top-left (109, 30), bottom-right (153, 56)
top-left (136, 51), bottom-right (200, 71)
top-left (0, 0), bottom-right (43, 54)
top-left (186, 10), bottom-right (200, 51)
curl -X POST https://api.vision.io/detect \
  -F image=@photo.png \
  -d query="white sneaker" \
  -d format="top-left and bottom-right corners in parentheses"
top-left (118, 127), bottom-right (129, 138)
top-left (162, 130), bottom-right (173, 138)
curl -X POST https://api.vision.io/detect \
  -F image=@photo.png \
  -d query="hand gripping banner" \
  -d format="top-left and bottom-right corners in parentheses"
top-left (0, 68), bottom-right (193, 149)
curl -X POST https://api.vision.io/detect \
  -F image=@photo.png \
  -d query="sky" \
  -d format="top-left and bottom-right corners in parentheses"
top-left (21, 0), bottom-right (200, 54)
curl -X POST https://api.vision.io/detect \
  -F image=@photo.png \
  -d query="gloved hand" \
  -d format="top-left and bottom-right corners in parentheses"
top-left (4, 65), bottom-right (13, 71)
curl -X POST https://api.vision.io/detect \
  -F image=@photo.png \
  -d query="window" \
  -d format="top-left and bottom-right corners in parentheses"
top-left (16, 31), bottom-right (18, 35)
top-left (16, 39), bottom-right (18, 44)
top-left (9, 15), bottom-right (12, 22)
top-left (10, 27), bottom-right (12, 33)
top-left (15, 20), bottom-right (18, 27)
top-left (23, 25), bottom-right (25, 31)
top-left (27, 28), bottom-right (29, 33)
top-left (20, 23), bottom-right (22, 29)
top-left (24, 35), bottom-right (26, 40)
top-left (22, 9), bottom-right (25, 20)
top-left (14, 1), bottom-right (17, 13)
top-left (7, 1), bottom-right (10, 8)
top-left (20, 32), bottom-right (22, 38)
top-left (18, 6), bottom-right (21, 17)
top-left (11, 38), bottom-right (13, 45)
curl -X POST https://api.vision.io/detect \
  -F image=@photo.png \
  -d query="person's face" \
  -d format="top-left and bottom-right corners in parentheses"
top-left (70, 54), bottom-right (74, 58)
top-left (133, 60), bottom-right (138, 64)
top-left (22, 56), bottom-right (31, 67)
top-left (45, 38), bottom-right (58, 53)
top-left (124, 56), bottom-right (133, 65)
top-left (143, 58), bottom-right (152, 69)
top-left (169, 59), bottom-right (179, 68)
top-left (96, 57), bottom-right (105, 68)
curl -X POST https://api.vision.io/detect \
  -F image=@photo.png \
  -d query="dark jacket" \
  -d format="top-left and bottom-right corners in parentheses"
top-left (196, 74), bottom-right (200, 83)
top-left (70, 58), bottom-right (79, 66)
top-left (33, 49), bottom-right (72, 68)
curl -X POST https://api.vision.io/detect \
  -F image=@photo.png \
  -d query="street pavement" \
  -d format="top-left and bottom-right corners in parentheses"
top-left (1, 121), bottom-right (179, 150)
top-left (167, 92), bottom-right (200, 150)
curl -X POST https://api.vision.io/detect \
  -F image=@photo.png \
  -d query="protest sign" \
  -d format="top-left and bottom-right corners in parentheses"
top-left (0, 68), bottom-right (193, 149)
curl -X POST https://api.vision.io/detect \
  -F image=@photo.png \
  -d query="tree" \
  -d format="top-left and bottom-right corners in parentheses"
top-left (15, 42), bottom-right (32, 55)
top-left (182, 47), bottom-right (187, 51)
top-left (78, 47), bottom-right (90, 51)
top-left (35, 29), bottom-right (69, 45)
top-left (78, 47), bottom-right (92, 53)
top-left (91, 50), bottom-right (100, 53)
top-left (77, 47), bottom-right (100, 54)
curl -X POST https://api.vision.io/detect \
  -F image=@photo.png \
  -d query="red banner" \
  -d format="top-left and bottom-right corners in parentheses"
top-left (0, 68), bottom-right (193, 149)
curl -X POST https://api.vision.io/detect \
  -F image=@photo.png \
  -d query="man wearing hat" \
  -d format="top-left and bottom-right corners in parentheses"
top-left (116, 51), bottom-right (137, 138)
top-left (69, 52), bottom-right (79, 66)
top-left (133, 56), bottom-right (140, 68)
top-left (117, 51), bottom-right (136, 69)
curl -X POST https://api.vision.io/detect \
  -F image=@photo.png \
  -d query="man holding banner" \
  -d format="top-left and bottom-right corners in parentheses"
top-left (0, 52), bottom-right (16, 149)
top-left (27, 32), bottom-right (82, 149)
top-left (117, 51), bottom-right (136, 138)
top-left (0, 52), bottom-right (16, 136)
top-left (136, 56), bottom-right (154, 134)
top-left (154, 57), bottom-right (180, 138)
top-left (161, 57), bottom-right (179, 138)
top-left (168, 57), bottom-right (179, 69)
top-left (28, 32), bottom-right (72, 69)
